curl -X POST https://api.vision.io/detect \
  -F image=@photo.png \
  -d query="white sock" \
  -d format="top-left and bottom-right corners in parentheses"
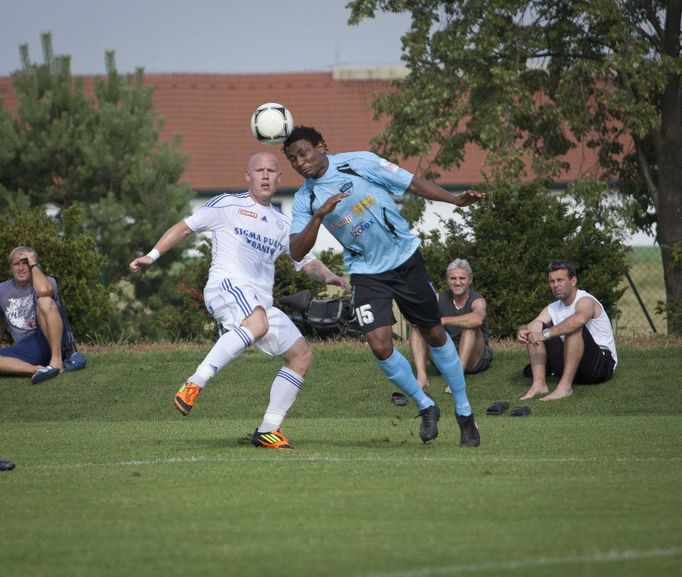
top-left (187, 326), bottom-right (255, 387)
top-left (258, 368), bottom-right (303, 432)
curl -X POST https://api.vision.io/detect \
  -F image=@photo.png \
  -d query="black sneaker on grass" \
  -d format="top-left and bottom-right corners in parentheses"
top-left (456, 413), bottom-right (480, 447)
top-left (418, 404), bottom-right (441, 443)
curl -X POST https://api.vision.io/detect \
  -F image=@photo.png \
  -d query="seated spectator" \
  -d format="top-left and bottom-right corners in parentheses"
top-left (516, 260), bottom-right (617, 401)
top-left (409, 258), bottom-right (493, 393)
top-left (0, 246), bottom-right (85, 384)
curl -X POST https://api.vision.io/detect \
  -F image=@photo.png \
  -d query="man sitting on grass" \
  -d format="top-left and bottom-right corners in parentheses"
top-left (516, 260), bottom-right (617, 401)
top-left (409, 258), bottom-right (493, 393)
top-left (1, 247), bottom-right (67, 384)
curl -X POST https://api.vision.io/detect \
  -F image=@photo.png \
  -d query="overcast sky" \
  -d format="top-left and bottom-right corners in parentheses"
top-left (1, 0), bottom-right (412, 76)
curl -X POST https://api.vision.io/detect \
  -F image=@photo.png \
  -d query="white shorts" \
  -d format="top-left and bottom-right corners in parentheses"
top-left (204, 280), bottom-right (303, 357)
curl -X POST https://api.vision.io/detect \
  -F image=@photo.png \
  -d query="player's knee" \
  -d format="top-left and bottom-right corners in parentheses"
top-left (299, 344), bottom-right (313, 374)
top-left (422, 324), bottom-right (448, 347)
top-left (286, 341), bottom-right (313, 375)
top-left (370, 341), bottom-right (394, 360)
top-left (252, 322), bottom-right (269, 340)
top-left (244, 309), bottom-right (269, 340)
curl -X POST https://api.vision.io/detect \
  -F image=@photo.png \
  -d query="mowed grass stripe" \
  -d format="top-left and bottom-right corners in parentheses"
top-left (14, 453), bottom-right (682, 471)
top-left (351, 547), bottom-right (682, 577)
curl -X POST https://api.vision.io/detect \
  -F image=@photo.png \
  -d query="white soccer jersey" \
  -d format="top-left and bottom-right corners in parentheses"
top-left (184, 192), bottom-right (315, 308)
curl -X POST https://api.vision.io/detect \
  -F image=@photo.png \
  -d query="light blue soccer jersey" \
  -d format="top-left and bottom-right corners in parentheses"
top-left (290, 151), bottom-right (420, 275)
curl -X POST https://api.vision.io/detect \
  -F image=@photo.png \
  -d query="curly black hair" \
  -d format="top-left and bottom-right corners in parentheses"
top-left (281, 126), bottom-right (328, 153)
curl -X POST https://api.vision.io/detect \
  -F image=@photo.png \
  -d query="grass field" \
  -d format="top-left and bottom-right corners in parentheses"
top-left (1, 340), bottom-right (681, 577)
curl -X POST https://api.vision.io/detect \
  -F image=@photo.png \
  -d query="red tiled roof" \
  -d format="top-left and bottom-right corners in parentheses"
top-left (0, 71), bottom-right (601, 191)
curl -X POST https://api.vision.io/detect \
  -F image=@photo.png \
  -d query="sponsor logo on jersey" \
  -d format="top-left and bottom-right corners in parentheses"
top-left (350, 219), bottom-right (375, 238)
top-left (379, 158), bottom-right (400, 174)
top-left (352, 195), bottom-right (376, 216)
top-left (234, 227), bottom-right (284, 256)
top-left (238, 208), bottom-right (258, 219)
top-left (339, 179), bottom-right (353, 193)
top-left (330, 214), bottom-right (353, 229)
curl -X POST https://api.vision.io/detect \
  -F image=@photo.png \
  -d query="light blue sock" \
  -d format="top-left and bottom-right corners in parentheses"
top-left (430, 334), bottom-right (472, 416)
top-left (376, 348), bottom-right (434, 411)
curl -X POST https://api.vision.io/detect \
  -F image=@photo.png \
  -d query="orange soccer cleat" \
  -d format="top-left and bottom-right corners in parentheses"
top-left (174, 382), bottom-right (202, 416)
top-left (251, 429), bottom-right (294, 450)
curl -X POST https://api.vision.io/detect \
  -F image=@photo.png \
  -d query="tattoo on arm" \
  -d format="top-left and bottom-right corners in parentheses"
top-left (303, 259), bottom-right (331, 283)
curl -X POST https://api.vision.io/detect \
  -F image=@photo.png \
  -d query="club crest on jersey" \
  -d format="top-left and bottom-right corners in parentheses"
top-left (350, 219), bottom-right (374, 238)
top-left (239, 208), bottom-right (258, 219)
top-left (338, 179), bottom-right (353, 194)
top-left (379, 158), bottom-right (400, 174)
top-left (261, 216), bottom-right (268, 222)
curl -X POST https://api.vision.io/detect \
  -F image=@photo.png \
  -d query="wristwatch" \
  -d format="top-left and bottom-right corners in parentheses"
top-left (542, 327), bottom-right (551, 339)
top-left (29, 263), bottom-right (41, 272)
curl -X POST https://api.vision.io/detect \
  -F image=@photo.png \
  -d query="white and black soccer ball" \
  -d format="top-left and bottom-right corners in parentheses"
top-left (250, 102), bottom-right (294, 145)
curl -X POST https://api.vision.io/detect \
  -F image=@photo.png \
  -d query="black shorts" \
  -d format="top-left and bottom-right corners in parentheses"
top-left (545, 325), bottom-right (615, 384)
top-left (350, 250), bottom-right (441, 333)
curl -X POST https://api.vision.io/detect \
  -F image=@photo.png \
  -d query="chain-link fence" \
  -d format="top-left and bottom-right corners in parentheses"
top-left (614, 247), bottom-right (667, 337)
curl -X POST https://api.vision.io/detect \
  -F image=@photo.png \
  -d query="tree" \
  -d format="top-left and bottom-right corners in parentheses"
top-left (0, 33), bottom-right (194, 288)
top-left (348, 0), bottom-right (682, 334)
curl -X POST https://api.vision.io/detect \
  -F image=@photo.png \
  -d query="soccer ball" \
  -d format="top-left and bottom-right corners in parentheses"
top-left (250, 102), bottom-right (294, 145)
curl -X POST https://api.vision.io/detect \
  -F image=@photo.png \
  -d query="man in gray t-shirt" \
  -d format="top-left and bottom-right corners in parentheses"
top-left (0, 246), bottom-right (64, 384)
top-left (409, 258), bottom-right (493, 393)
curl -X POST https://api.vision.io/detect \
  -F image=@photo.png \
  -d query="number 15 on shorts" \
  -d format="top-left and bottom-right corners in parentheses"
top-left (355, 304), bottom-right (374, 326)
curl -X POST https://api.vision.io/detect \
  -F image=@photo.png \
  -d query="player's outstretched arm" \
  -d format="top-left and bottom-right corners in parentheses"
top-left (408, 175), bottom-right (484, 207)
top-left (129, 221), bottom-right (193, 272)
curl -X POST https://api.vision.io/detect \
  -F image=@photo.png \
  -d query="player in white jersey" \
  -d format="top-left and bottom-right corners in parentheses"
top-left (129, 152), bottom-right (350, 449)
top-left (516, 260), bottom-right (617, 401)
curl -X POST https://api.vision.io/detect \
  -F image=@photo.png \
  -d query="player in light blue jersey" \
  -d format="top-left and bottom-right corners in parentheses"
top-left (283, 126), bottom-right (483, 447)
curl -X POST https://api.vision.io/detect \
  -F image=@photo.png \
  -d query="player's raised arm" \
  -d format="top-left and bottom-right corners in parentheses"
top-left (408, 175), bottom-right (484, 207)
top-left (129, 221), bottom-right (193, 272)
